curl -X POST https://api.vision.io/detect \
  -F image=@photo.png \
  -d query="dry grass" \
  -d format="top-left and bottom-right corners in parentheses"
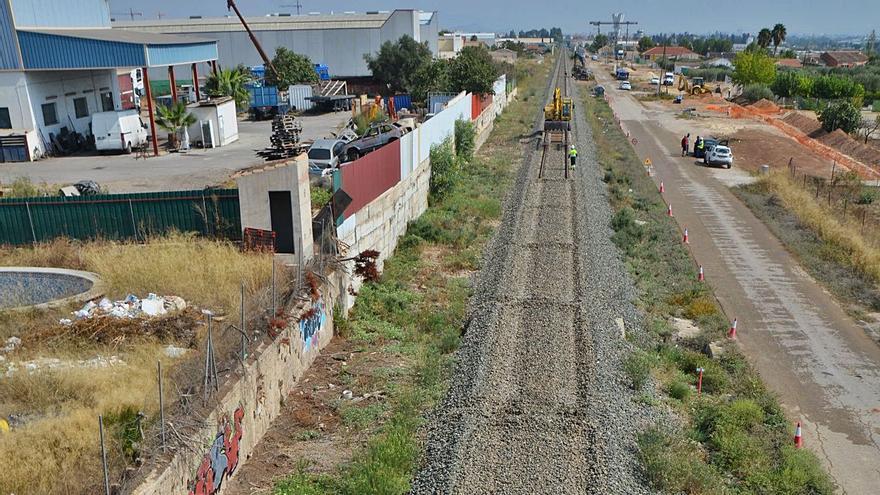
top-left (759, 172), bottom-right (880, 283)
top-left (0, 234), bottom-right (275, 494)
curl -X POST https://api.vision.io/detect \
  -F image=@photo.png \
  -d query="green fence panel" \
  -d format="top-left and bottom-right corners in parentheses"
top-left (0, 189), bottom-right (240, 246)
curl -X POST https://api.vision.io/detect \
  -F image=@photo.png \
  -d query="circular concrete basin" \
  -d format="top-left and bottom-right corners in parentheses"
top-left (0, 268), bottom-right (104, 311)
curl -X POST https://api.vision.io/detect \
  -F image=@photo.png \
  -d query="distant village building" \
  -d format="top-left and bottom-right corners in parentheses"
top-left (776, 58), bottom-right (804, 69)
top-left (705, 58), bottom-right (734, 68)
top-left (820, 51), bottom-right (869, 68)
top-left (641, 46), bottom-right (700, 61)
top-left (489, 48), bottom-right (518, 64)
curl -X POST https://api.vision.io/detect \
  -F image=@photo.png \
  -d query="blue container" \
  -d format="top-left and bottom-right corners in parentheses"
top-left (314, 64), bottom-right (330, 81)
top-left (247, 84), bottom-right (280, 108)
top-left (385, 94), bottom-right (413, 112)
top-left (250, 65), bottom-right (266, 81)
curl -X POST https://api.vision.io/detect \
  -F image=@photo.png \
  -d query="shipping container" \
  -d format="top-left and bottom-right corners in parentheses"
top-left (314, 64), bottom-right (330, 81)
top-left (288, 85), bottom-right (314, 112)
top-left (428, 92), bottom-right (457, 114)
top-left (385, 94), bottom-right (413, 112)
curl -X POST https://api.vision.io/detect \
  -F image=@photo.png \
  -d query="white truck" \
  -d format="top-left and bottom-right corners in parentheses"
top-left (92, 110), bottom-right (149, 154)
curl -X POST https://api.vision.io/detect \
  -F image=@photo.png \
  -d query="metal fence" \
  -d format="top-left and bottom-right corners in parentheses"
top-left (0, 189), bottom-right (241, 246)
top-left (786, 160), bottom-right (880, 247)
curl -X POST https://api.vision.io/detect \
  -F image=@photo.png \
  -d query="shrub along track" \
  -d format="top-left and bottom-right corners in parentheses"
top-left (411, 51), bottom-right (656, 495)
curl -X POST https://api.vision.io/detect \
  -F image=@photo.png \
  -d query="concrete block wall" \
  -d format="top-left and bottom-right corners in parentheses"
top-left (131, 271), bottom-right (344, 495)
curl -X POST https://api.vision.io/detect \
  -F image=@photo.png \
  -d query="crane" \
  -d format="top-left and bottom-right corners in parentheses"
top-left (280, 1), bottom-right (303, 15)
top-left (588, 19), bottom-right (638, 41)
top-left (226, 0), bottom-right (279, 80)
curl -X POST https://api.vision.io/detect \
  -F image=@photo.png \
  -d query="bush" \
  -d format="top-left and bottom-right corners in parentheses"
top-left (741, 84), bottom-right (774, 103)
top-left (667, 380), bottom-right (691, 401)
top-left (610, 207), bottom-right (645, 254)
top-left (454, 119), bottom-right (476, 163)
top-left (856, 189), bottom-right (877, 205)
top-left (310, 185), bottom-right (332, 210)
top-left (429, 139), bottom-right (459, 202)
top-left (638, 429), bottom-right (727, 494)
top-left (624, 350), bottom-right (654, 390)
top-left (818, 100), bottom-right (862, 133)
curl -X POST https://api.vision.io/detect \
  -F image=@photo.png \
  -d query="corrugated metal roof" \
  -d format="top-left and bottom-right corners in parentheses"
top-left (18, 28), bottom-right (216, 44)
top-left (16, 29), bottom-right (217, 69)
top-left (112, 12), bottom-right (391, 34)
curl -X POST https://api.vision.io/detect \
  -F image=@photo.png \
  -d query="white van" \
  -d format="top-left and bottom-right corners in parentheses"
top-left (92, 110), bottom-right (149, 154)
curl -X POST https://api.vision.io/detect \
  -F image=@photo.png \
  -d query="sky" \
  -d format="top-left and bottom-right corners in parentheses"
top-left (108, 0), bottom-right (879, 36)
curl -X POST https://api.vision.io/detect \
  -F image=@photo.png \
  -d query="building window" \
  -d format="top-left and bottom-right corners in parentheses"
top-left (101, 92), bottom-right (114, 112)
top-left (41, 103), bottom-right (58, 126)
top-left (74, 97), bottom-right (90, 119)
top-left (0, 108), bottom-right (11, 129)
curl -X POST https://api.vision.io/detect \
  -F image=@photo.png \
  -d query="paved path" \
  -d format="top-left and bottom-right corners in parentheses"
top-left (594, 66), bottom-right (880, 494)
top-left (0, 112), bottom-right (349, 193)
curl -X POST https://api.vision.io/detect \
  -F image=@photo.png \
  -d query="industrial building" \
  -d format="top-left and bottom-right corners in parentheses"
top-left (0, 0), bottom-right (219, 161)
top-left (113, 10), bottom-right (439, 80)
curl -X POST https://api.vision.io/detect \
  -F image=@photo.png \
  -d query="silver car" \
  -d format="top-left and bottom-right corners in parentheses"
top-left (704, 145), bottom-right (733, 168)
top-left (308, 138), bottom-right (346, 176)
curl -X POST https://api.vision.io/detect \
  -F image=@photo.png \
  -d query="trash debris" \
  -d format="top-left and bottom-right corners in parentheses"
top-left (1, 336), bottom-right (21, 353)
top-left (164, 345), bottom-right (188, 358)
top-left (67, 293), bottom-right (186, 322)
top-left (3, 355), bottom-right (126, 378)
top-left (342, 390), bottom-right (354, 400)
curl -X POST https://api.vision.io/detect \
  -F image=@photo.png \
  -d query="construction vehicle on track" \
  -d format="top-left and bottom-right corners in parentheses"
top-left (678, 75), bottom-right (712, 95)
top-left (544, 88), bottom-right (573, 131)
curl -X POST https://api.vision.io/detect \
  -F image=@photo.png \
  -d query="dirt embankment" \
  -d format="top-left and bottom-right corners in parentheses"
top-left (779, 112), bottom-right (880, 175)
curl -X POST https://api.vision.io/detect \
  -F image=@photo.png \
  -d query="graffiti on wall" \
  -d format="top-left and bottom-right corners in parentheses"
top-left (189, 405), bottom-right (244, 495)
top-left (298, 296), bottom-right (326, 351)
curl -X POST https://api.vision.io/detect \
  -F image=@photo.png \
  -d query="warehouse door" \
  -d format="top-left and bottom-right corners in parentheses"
top-left (269, 191), bottom-right (295, 254)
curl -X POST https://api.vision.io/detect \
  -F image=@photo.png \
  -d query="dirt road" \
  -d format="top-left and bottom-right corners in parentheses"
top-left (411, 54), bottom-right (656, 495)
top-left (594, 66), bottom-right (880, 494)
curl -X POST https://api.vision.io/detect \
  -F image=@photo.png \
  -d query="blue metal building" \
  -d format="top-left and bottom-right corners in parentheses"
top-left (0, 0), bottom-right (219, 161)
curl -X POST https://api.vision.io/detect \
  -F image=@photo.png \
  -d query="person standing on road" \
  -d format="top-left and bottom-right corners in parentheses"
top-left (569, 145), bottom-right (578, 170)
top-left (696, 136), bottom-right (705, 156)
top-left (681, 134), bottom-right (690, 157)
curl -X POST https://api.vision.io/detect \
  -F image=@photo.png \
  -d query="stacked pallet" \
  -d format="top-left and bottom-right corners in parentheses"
top-left (257, 113), bottom-right (305, 161)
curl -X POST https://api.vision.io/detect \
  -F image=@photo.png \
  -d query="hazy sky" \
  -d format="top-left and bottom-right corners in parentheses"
top-left (109, 0), bottom-right (878, 35)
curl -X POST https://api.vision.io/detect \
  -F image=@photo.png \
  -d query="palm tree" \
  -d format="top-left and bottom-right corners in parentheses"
top-left (771, 23), bottom-right (787, 56)
top-left (205, 67), bottom-right (252, 112)
top-left (156, 102), bottom-right (197, 150)
top-left (757, 28), bottom-right (772, 49)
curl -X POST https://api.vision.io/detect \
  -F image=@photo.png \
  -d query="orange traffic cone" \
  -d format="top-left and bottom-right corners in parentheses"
top-left (667, 204), bottom-right (673, 217)
top-left (659, 182), bottom-right (665, 193)
top-left (683, 228), bottom-right (689, 244)
top-left (794, 421), bottom-right (803, 448)
top-left (727, 318), bottom-right (738, 339)
top-left (698, 265), bottom-right (704, 282)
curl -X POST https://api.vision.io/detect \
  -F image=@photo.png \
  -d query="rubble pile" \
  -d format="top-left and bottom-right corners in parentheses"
top-left (258, 112), bottom-right (305, 161)
top-left (62, 293), bottom-right (187, 323)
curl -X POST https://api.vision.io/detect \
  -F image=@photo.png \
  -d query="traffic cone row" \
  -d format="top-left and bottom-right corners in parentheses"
top-left (659, 181), bottom-right (665, 193)
top-left (794, 421), bottom-right (803, 448)
top-left (728, 318), bottom-right (738, 339)
top-left (683, 228), bottom-right (689, 244)
top-left (698, 265), bottom-right (704, 282)
top-left (667, 204), bottom-right (673, 217)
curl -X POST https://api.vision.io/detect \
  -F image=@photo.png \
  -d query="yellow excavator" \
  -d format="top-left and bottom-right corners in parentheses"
top-left (678, 75), bottom-right (712, 95)
top-left (544, 88), bottom-right (573, 131)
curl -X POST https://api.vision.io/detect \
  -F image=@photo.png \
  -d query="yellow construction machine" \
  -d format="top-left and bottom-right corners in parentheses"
top-left (544, 88), bottom-right (573, 131)
top-left (677, 75), bottom-right (711, 95)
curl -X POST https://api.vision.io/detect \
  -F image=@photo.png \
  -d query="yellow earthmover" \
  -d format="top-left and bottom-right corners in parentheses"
top-left (678, 74), bottom-right (711, 95)
top-left (544, 88), bottom-right (573, 131)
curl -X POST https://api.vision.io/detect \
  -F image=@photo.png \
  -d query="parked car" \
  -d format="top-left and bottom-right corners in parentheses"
top-left (92, 110), bottom-right (148, 154)
top-left (341, 122), bottom-right (409, 162)
top-left (650, 77), bottom-right (661, 85)
top-left (591, 55), bottom-right (599, 61)
top-left (693, 138), bottom-right (728, 159)
top-left (619, 81), bottom-right (632, 91)
top-left (663, 72), bottom-right (675, 86)
top-left (705, 145), bottom-right (733, 168)
top-left (308, 138), bottom-right (346, 176)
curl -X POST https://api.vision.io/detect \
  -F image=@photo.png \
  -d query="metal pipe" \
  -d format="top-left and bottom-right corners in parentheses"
top-left (143, 67), bottom-right (159, 156)
top-left (168, 66), bottom-right (177, 103)
top-left (99, 415), bottom-right (110, 495)
top-left (227, 0), bottom-right (279, 79)
top-left (192, 63), bottom-right (201, 102)
top-left (158, 361), bottom-right (166, 452)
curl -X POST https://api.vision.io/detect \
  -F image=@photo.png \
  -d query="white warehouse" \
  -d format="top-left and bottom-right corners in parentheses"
top-left (113, 10), bottom-right (439, 79)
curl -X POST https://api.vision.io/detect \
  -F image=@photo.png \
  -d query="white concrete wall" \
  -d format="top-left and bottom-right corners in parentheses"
top-left (236, 156), bottom-right (313, 262)
top-left (0, 71), bottom-right (36, 131)
top-left (25, 70), bottom-right (117, 142)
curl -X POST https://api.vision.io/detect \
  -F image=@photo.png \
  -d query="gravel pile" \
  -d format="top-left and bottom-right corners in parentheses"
top-left (411, 54), bottom-right (660, 495)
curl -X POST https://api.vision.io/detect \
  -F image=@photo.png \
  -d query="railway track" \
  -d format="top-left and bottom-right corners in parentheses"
top-left (410, 50), bottom-right (655, 495)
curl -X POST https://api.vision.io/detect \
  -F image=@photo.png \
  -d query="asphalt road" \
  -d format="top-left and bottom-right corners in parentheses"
top-left (594, 65), bottom-right (880, 494)
top-left (0, 111), bottom-right (350, 193)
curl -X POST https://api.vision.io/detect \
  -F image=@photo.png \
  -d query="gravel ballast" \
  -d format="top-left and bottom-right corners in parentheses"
top-left (410, 53), bottom-right (660, 495)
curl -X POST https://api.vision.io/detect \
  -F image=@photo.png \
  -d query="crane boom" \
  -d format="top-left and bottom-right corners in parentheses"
top-left (226, 0), bottom-right (279, 80)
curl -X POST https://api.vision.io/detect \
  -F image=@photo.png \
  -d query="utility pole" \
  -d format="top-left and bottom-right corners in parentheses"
top-left (281, 1), bottom-right (303, 15)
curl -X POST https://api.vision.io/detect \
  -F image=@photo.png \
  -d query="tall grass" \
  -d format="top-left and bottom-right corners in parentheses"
top-left (0, 234), bottom-right (273, 494)
top-left (756, 172), bottom-right (880, 283)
